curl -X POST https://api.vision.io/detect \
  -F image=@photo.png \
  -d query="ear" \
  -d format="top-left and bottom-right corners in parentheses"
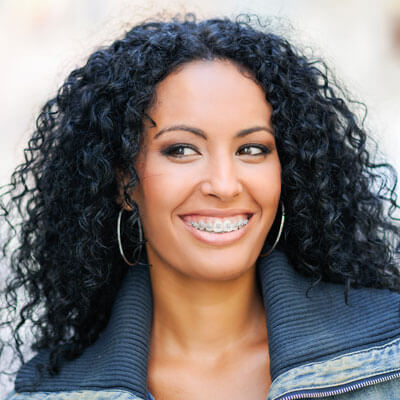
top-left (115, 168), bottom-right (136, 211)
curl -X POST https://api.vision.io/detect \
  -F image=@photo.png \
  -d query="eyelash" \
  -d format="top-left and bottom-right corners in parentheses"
top-left (237, 144), bottom-right (272, 156)
top-left (161, 143), bottom-right (272, 158)
top-left (161, 143), bottom-right (199, 158)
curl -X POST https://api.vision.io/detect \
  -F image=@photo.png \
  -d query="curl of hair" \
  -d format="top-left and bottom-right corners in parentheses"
top-left (1, 14), bottom-right (399, 375)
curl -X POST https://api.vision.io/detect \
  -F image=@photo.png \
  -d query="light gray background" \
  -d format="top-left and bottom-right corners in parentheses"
top-left (1, 0), bottom-right (400, 396)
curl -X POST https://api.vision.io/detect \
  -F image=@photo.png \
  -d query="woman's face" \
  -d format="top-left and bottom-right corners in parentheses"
top-left (133, 60), bottom-right (281, 281)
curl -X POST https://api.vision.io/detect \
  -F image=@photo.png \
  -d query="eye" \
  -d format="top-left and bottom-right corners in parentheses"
top-left (236, 144), bottom-right (271, 156)
top-left (161, 143), bottom-right (200, 158)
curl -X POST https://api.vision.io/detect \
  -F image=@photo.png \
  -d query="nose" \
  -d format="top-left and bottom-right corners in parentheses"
top-left (200, 154), bottom-right (243, 201)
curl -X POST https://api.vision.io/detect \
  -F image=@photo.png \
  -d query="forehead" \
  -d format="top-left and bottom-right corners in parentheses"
top-left (147, 60), bottom-right (272, 131)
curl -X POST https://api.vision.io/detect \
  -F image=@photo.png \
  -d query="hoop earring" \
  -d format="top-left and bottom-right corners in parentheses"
top-left (117, 207), bottom-right (144, 266)
top-left (260, 202), bottom-right (285, 257)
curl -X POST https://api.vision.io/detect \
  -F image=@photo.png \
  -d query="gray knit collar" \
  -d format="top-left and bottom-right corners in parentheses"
top-left (16, 251), bottom-right (400, 398)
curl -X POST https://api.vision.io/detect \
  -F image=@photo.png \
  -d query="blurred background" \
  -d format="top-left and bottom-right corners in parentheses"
top-left (1, 0), bottom-right (400, 395)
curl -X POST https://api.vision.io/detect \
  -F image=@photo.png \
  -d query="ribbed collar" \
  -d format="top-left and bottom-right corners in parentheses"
top-left (16, 251), bottom-right (400, 397)
top-left (258, 251), bottom-right (400, 380)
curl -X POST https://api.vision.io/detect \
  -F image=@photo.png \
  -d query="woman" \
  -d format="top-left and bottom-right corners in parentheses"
top-left (2, 15), bottom-right (400, 399)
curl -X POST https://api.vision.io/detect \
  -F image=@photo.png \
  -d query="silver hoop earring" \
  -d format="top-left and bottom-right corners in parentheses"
top-left (117, 208), bottom-right (144, 266)
top-left (260, 202), bottom-right (285, 257)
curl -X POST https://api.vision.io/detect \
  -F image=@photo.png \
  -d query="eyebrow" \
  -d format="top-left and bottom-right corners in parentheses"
top-left (153, 124), bottom-right (274, 140)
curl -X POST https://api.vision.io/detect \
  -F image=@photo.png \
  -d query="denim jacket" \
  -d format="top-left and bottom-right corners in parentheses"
top-left (7, 251), bottom-right (400, 399)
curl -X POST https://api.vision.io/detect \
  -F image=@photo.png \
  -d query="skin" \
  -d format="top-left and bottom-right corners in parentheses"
top-left (131, 60), bottom-right (281, 399)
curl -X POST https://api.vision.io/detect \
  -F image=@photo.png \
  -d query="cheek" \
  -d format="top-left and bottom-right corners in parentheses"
top-left (246, 159), bottom-right (282, 208)
top-left (135, 157), bottom-right (195, 220)
top-left (137, 174), bottom-right (172, 218)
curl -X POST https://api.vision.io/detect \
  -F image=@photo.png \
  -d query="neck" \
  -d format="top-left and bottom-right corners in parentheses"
top-left (148, 251), bottom-right (267, 363)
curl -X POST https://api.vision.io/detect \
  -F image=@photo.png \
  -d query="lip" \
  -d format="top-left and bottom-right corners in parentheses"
top-left (179, 211), bottom-right (254, 246)
top-left (179, 209), bottom-right (254, 218)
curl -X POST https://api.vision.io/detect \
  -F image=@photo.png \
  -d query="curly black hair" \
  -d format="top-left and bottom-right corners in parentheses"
top-left (1, 14), bottom-right (399, 376)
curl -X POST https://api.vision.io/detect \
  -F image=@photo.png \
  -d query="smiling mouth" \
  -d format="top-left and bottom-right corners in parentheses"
top-left (189, 217), bottom-right (249, 233)
top-left (180, 214), bottom-right (254, 245)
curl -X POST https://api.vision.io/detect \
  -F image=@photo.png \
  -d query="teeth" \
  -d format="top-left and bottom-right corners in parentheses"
top-left (223, 220), bottom-right (232, 232)
top-left (190, 218), bottom-right (249, 233)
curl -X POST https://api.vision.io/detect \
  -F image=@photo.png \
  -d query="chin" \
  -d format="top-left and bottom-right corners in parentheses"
top-left (145, 236), bottom-right (264, 282)
top-left (179, 250), bottom-right (260, 282)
